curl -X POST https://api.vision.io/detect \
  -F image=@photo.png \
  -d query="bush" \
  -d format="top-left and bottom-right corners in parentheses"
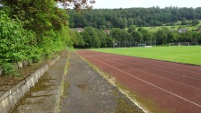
top-left (0, 62), bottom-right (14, 76)
top-left (0, 11), bottom-right (40, 75)
top-left (0, 11), bottom-right (29, 62)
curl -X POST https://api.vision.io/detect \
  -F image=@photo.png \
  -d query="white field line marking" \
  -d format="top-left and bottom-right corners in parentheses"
top-left (103, 58), bottom-right (201, 91)
top-left (87, 56), bottom-right (201, 108)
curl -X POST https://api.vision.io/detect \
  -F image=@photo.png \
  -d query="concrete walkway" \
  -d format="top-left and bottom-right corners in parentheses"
top-left (10, 52), bottom-right (68, 113)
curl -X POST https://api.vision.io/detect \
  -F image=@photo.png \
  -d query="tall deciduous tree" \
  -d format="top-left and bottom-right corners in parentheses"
top-left (156, 29), bottom-right (167, 44)
top-left (81, 27), bottom-right (100, 48)
top-left (131, 31), bottom-right (143, 43)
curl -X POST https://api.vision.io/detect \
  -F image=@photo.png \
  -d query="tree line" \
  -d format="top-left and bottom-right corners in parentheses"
top-left (73, 26), bottom-right (201, 48)
top-left (68, 7), bottom-right (201, 29)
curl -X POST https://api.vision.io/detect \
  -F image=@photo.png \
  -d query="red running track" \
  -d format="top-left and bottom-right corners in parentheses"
top-left (77, 50), bottom-right (201, 113)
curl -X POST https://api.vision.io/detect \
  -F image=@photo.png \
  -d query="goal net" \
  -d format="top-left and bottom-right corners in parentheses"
top-left (189, 42), bottom-right (198, 46)
top-left (169, 42), bottom-right (190, 46)
top-left (169, 42), bottom-right (178, 46)
top-left (138, 44), bottom-right (146, 47)
top-left (179, 42), bottom-right (189, 46)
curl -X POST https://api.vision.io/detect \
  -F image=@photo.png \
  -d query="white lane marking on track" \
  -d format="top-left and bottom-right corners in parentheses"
top-left (113, 55), bottom-right (201, 76)
top-left (103, 58), bottom-right (201, 91)
top-left (87, 55), bottom-right (201, 108)
top-left (115, 57), bottom-right (201, 81)
top-left (116, 58), bottom-right (201, 82)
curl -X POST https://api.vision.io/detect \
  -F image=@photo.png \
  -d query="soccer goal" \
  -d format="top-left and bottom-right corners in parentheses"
top-left (138, 44), bottom-right (146, 47)
top-left (169, 42), bottom-right (190, 46)
top-left (189, 42), bottom-right (198, 46)
top-left (169, 42), bottom-right (178, 46)
top-left (178, 42), bottom-right (190, 46)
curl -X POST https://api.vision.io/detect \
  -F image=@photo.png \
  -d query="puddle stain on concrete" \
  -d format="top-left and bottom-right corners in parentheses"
top-left (76, 84), bottom-right (87, 91)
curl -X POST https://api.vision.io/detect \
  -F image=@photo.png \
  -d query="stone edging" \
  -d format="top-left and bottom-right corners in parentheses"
top-left (0, 55), bottom-right (61, 113)
top-left (54, 52), bottom-right (69, 113)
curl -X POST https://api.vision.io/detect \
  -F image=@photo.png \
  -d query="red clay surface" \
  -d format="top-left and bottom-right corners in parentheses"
top-left (77, 50), bottom-right (201, 113)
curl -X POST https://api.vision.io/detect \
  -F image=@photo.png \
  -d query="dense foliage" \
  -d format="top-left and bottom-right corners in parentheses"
top-left (74, 25), bottom-right (201, 48)
top-left (0, 0), bottom-right (73, 75)
top-left (0, 11), bottom-right (39, 75)
top-left (68, 7), bottom-right (201, 28)
top-left (73, 27), bottom-right (113, 48)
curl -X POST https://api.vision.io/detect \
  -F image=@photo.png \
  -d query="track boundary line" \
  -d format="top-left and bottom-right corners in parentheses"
top-left (103, 58), bottom-right (201, 91)
top-left (104, 53), bottom-right (201, 77)
top-left (104, 58), bottom-right (201, 91)
top-left (87, 55), bottom-right (201, 108)
top-left (113, 57), bottom-right (201, 81)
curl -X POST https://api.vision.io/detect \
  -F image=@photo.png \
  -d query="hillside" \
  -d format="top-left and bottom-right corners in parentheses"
top-left (68, 7), bottom-right (201, 29)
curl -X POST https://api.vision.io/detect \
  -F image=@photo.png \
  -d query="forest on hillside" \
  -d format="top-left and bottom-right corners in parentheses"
top-left (68, 7), bottom-right (201, 28)
top-left (67, 7), bottom-right (201, 49)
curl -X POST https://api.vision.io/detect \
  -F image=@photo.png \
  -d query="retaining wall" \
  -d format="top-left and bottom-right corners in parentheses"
top-left (0, 55), bottom-right (61, 113)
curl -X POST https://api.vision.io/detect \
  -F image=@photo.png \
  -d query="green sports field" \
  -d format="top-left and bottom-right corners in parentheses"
top-left (91, 46), bottom-right (201, 66)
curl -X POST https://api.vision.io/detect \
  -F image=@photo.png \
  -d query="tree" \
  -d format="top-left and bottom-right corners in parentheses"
top-left (119, 30), bottom-right (130, 47)
top-left (178, 31), bottom-right (192, 42)
top-left (66, 7), bottom-right (201, 29)
top-left (0, 11), bottom-right (40, 75)
top-left (167, 32), bottom-right (176, 43)
top-left (156, 29), bottom-right (167, 44)
top-left (127, 18), bottom-right (134, 27)
top-left (81, 27), bottom-right (100, 48)
top-left (128, 25), bottom-right (136, 33)
top-left (69, 30), bottom-right (85, 48)
top-left (96, 30), bottom-right (113, 48)
top-left (197, 33), bottom-right (201, 44)
top-left (131, 31), bottom-right (143, 43)
top-left (143, 32), bottom-right (154, 44)
top-left (192, 19), bottom-right (200, 26)
top-left (138, 27), bottom-right (148, 34)
top-left (111, 28), bottom-right (122, 42)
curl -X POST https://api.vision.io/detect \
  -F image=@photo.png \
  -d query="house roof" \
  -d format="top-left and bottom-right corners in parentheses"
top-left (178, 28), bottom-right (188, 33)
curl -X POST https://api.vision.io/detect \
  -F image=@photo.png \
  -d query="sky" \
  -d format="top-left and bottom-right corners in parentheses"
top-left (93, 0), bottom-right (201, 9)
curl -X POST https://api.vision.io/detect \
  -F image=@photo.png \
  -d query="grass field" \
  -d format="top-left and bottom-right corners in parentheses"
top-left (140, 20), bottom-right (201, 33)
top-left (143, 25), bottom-right (200, 33)
top-left (91, 46), bottom-right (201, 66)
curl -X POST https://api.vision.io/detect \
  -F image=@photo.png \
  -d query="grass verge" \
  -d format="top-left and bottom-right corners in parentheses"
top-left (92, 46), bottom-right (201, 66)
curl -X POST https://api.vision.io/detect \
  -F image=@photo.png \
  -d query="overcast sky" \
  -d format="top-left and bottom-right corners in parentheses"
top-left (93, 0), bottom-right (201, 9)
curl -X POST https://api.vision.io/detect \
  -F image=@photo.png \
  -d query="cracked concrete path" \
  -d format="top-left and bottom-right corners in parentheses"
top-left (59, 52), bottom-right (144, 113)
top-left (10, 52), bottom-right (68, 113)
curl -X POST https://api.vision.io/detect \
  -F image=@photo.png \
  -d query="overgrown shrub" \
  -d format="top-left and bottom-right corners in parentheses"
top-left (0, 11), bottom-right (39, 75)
top-left (0, 62), bottom-right (14, 75)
